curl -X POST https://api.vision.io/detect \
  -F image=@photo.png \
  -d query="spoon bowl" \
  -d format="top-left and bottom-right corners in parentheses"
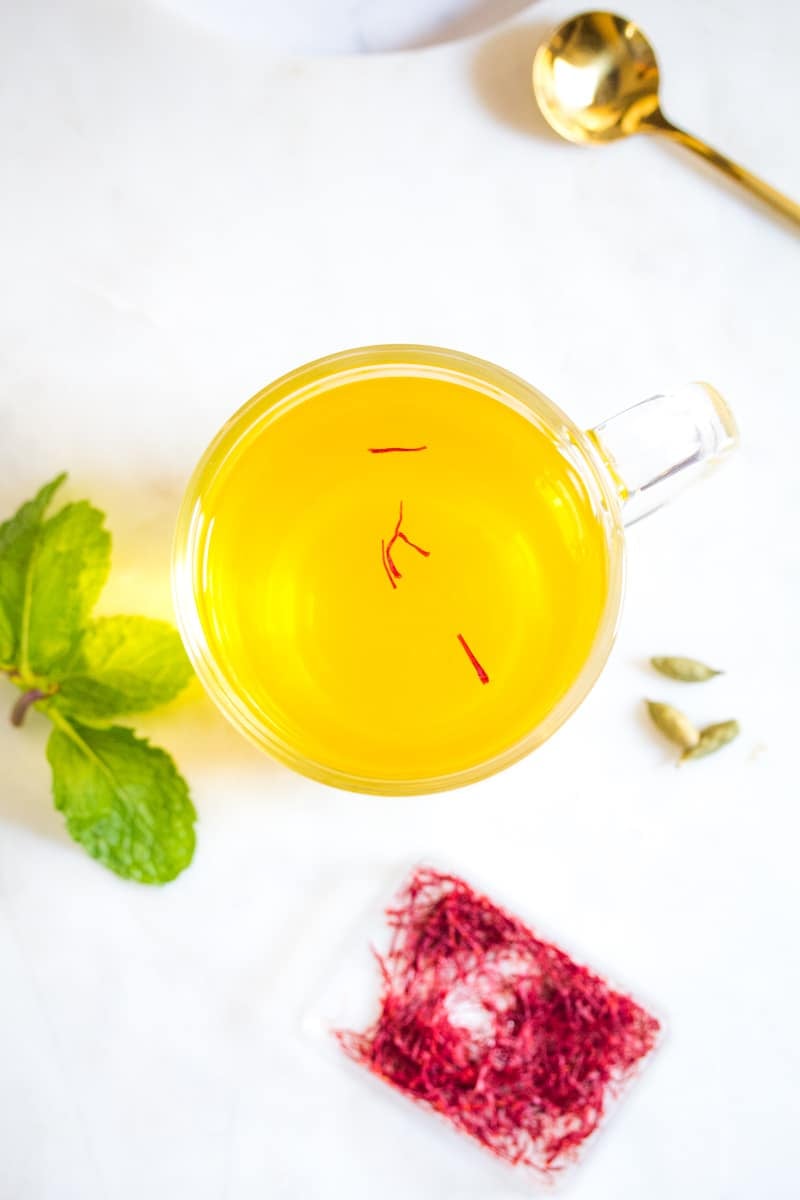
top-left (533, 11), bottom-right (661, 143)
top-left (532, 9), bottom-right (800, 226)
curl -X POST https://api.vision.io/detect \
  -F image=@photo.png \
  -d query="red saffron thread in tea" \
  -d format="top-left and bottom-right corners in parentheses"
top-left (397, 531), bottom-right (430, 557)
top-left (457, 633), bottom-right (489, 684)
top-left (381, 502), bottom-right (430, 588)
top-left (337, 868), bottom-right (660, 1176)
top-left (368, 445), bottom-right (428, 454)
top-left (380, 539), bottom-right (397, 589)
top-left (385, 502), bottom-right (405, 579)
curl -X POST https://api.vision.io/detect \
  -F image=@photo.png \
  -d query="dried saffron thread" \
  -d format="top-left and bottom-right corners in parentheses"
top-left (368, 445), bottom-right (428, 454)
top-left (337, 868), bottom-right (660, 1176)
top-left (457, 633), bottom-right (489, 684)
top-left (384, 502), bottom-right (405, 579)
top-left (380, 539), bottom-right (397, 589)
top-left (381, 501), bottom-right (430, 588)
top-left (397, 531), bottom-right (430, 557)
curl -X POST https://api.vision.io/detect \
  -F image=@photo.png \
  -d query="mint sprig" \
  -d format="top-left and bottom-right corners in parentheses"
top-left (1, 474), bottom-right (196, 884)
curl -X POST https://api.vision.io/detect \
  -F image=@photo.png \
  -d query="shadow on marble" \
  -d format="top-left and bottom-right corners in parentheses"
top-left (471, 19), bottom-right (560, 140)
top-left (156, 0), bottom-right (536, 55)
top-left (398, 0), bottom-right (536, 52)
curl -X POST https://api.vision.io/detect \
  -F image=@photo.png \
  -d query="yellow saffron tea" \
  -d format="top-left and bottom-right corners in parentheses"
top-left (186, 356), bottom-right (611, 787)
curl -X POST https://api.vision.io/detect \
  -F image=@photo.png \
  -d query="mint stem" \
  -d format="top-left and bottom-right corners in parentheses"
top-left (10, 688), bottom-right (48, 727)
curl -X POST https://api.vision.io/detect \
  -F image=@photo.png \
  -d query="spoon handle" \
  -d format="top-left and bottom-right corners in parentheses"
top-left (644, 113), bottom-right (800, 228)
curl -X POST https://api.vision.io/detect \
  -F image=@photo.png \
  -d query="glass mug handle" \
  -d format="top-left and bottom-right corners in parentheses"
top-left (587, 383), bottom-right (739, 525)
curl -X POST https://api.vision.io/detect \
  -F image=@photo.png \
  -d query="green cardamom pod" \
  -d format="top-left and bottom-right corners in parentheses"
top-left (650, 656), bottom-right (722, 682)
top-left (646, 700), bottom-right (700, 751)
top-left (680, 719), bottom-right (740, 763)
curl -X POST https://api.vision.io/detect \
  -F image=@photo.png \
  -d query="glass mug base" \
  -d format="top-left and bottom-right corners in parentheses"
top-left (172, 345), bottom-right (737, 794)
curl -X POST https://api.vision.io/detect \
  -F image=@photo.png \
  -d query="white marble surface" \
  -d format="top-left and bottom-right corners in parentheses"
top-left (1, 1), bottom-right (799, 1197)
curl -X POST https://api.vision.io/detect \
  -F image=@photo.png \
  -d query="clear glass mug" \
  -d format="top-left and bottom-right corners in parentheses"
top-left (172, 345), bottom-right (737, 794)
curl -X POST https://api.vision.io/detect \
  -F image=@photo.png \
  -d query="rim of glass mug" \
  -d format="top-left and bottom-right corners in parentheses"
top-left (172, 344), bottom-right (737, 795)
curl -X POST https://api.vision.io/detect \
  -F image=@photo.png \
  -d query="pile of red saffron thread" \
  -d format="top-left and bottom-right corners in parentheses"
top-left (337, 868), bottom-right (660, 1175)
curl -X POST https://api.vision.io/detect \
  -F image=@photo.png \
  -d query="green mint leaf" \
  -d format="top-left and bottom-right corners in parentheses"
top-left (0, 473), bottom-right (67, 665)
top-left (46, 717), bottom-right (196, 883)
top-left (24, 500), bottom-right (111, 676)
top-left (54, 616), bottom-right (194, 720)
top-left (0, 606), bottom-right (12, 667)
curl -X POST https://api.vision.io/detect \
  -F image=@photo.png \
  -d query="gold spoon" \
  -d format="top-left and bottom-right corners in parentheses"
top-left (532, 10), bottom-right (800, 227)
